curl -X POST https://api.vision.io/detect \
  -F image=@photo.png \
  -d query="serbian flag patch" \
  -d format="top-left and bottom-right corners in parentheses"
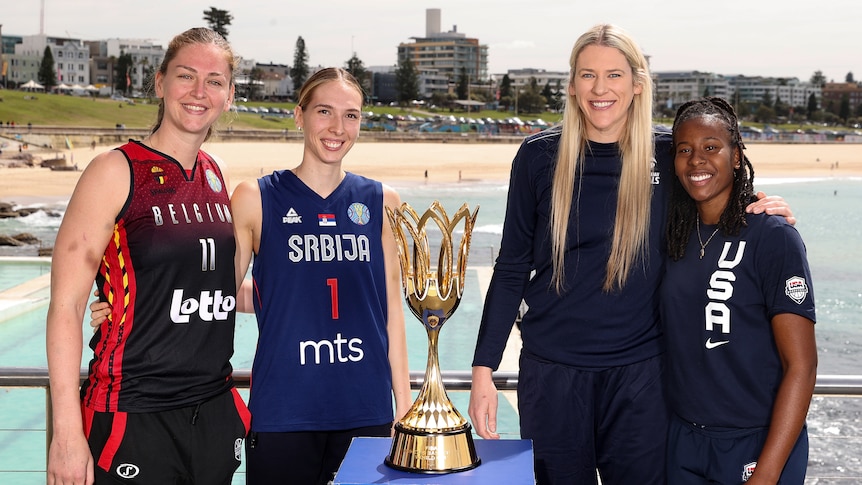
top-left (318, 213), bottom-right (337, 227)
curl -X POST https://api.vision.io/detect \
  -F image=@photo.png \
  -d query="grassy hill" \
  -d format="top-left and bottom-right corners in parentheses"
top-left (0, 88), bottom-right (564, 132)
top-left (0, 89), bottom-right (298, 131)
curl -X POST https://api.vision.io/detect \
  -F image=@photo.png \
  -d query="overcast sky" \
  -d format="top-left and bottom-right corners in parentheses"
top-left (4, 0), bottom-right (860, 83)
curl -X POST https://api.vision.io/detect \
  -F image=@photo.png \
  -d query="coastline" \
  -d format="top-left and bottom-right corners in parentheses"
top-left (1, 140), bottom-right (861, 204)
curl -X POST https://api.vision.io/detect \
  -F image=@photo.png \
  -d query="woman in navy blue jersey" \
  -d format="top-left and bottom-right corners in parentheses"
top-left (230, 68), bottom-right (411, 485)
top-left (467, 24), bottom-right (795, 485)
top-left (662, 97), bottom-right (816, 484)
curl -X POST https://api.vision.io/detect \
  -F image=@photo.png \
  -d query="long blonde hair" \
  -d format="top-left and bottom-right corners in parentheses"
top-left (550, 24), bottom-right (654, 293)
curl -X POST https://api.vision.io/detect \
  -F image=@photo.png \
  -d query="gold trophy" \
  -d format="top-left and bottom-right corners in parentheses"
top-left (384, 201), bottom-right (481, 474)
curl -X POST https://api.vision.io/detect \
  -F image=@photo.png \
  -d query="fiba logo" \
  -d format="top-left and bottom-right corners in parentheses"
top-left (116, 463), bottom-right (140, 478)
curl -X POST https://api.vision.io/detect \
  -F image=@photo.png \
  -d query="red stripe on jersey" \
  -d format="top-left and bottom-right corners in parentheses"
top-left (96, 411), bottom-right (127, 472)
top-left (86, 222), bottom-right (138, 412)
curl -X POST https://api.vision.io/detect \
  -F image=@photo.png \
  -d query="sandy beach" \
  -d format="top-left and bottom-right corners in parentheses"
top-left (1, 140), bottom-right (860, 203)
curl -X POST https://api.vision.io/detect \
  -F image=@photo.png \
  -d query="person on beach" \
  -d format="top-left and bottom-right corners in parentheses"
top-left (467, 24), bottom-right (796, 485)
top-left (47, 27), bottom-right (249, 485)
top-left (662, 97), bottom-right (816, 484)
top-left (230, 67), bottom-right (411, 484)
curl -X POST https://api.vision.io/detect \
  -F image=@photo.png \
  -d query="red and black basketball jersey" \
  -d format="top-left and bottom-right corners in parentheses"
top-left (81, 140), bottom-right (237, 413)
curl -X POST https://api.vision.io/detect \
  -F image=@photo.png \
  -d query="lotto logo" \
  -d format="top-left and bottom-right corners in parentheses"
top-left (170, 289), bottom-right (236, 323)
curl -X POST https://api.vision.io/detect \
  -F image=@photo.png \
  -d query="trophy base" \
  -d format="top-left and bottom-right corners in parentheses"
top-left (384, 422), bottom-right (481, 474)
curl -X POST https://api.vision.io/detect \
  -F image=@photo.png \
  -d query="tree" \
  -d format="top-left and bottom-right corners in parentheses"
top-left (456, 67), bottom-right (469, 100)
top-left (394, 55), bottom-right (419, 105)
top-left (291, 36), bottom-right (310, 95)
top-left (114, 52), bottom-right (134, 95)
top-left (37, 46), bottom-right (57, 90)
top-left (761, 90), bottom-right (774, 109)
top-left (810, 70), bottom-right (826, 87)
top-left (807, 93), bottom-right (818, 120)
top-left (203, 7), bottom-right (233, 40)
top-left (344, 54), bottom-right (369, 100)
top-left (846, 72), bottom-right (855, 83)
top-left (839, 95), bottom-right (851, 123)
top-left (107, 55), bottom-right (117, 95)
top-left (755, 105), bottom-right (775, 124)
top-left (499, 75), bottom-right (512, 99)
top-left (516, 77), bottom-right (546, 113)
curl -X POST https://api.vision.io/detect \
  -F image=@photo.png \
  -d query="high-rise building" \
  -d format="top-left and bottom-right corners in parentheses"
top-left (397, 8), bottom-right (488, 98)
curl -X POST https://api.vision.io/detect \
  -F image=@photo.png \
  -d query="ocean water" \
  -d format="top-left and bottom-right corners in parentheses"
top-left (0, 177), bottom-right (860, 482)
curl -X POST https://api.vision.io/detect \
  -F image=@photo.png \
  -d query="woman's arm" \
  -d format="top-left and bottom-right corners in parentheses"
top-left (231, 180), bottom-right (263, 313)
top-left (748, 313), bottom-right (817, 484)
top-left (381, 185), bottom-right (412, 424)
top-left (47, 150), bottom-right (129, 484)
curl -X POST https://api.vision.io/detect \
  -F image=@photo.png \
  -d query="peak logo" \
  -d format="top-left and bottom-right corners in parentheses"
top-left (170, 289), bottom-right (236, 323)
top-left (283, 208), bottom-right (302, 224)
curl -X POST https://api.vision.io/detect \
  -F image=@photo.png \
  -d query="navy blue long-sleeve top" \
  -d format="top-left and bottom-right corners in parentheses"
top-left (472, 126), bottom-right (673, 370)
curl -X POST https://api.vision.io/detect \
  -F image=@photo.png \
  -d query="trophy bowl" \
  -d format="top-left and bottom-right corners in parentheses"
top-left (384, 201), bottom-right (481, 474)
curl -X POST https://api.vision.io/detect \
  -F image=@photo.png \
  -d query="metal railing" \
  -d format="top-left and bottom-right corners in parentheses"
top-left (2, 367), bottom-right (861, 478)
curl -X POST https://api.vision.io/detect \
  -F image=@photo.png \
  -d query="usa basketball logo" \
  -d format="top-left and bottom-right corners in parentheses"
top-left (347, 202), bottom-right (371, 226)
top-left (741, 461), bottom-right (757, 482)
top-left (784, 276), bottom-right (809, 304)
top-left (151, 166), bottom-right (166, 184)
top-left (205, 169), bottom-right (223, 193)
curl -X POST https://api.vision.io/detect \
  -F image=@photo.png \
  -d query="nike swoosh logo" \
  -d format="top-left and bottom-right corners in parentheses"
top-left (705, 338), bottom-right (730, 349)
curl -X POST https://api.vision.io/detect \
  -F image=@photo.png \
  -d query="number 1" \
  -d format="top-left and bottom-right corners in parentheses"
top-left (327, 278), bottom-right (339, 319)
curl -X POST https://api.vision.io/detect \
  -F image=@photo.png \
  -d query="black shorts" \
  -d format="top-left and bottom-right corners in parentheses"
top-left (84, 388), bottom-right (250, 484)
top-left (245, 423), bottom-right (392, 485)
top-left (667, 414), bottom-right (809, 484)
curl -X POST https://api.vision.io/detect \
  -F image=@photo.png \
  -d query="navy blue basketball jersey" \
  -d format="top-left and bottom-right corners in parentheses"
top-left (249, 170), bottom-right (394, 432)
top-left (82, 140), bottom-right (237, 413)
top-left (661, 213), bottom-right (815, 428)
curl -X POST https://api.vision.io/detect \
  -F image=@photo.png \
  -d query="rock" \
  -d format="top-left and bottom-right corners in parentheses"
top-left (11, 233), bottom-right (39, 244)
top-left (15, 208), bottom-right (42, 217)
top-left (0, 235), bottom-right (25, 246)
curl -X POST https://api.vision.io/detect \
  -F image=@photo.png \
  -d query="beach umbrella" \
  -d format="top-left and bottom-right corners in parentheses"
top-left (84, 84), bottom-right (99, 92)
top-left (20, 79), bottom-right (44, 91)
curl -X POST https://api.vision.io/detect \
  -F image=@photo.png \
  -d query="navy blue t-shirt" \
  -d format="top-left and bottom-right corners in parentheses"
top-left (661, 213), bottom-right (815, 428)
top-left (472, 127), bottom-right (673, 369)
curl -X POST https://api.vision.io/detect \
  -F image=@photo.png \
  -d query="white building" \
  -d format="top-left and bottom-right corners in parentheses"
top-left (9, 34), bottom-right (90, 86)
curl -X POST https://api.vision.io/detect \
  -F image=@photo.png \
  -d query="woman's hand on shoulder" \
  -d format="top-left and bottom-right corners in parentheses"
top-left (747, 191), bottom-right (796, 226)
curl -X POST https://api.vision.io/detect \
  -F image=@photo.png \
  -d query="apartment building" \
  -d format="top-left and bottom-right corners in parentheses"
top-left (397, 8), bottom-right (489, 98)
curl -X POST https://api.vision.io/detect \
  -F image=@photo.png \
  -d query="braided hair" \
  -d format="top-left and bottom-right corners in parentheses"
top-left (667, 96), bottom-right (756, 261)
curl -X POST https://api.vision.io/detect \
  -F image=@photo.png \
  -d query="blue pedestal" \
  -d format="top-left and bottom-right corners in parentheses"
top-left (334, 437), bottom-right (535, 484)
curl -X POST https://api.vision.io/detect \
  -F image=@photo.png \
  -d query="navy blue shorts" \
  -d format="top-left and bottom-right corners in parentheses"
top-left (85, 388), bottom-right (250, 484)
top-left (518, 352), bottom-right (669, 485)
top-left (667, 413), bottom-right (809, 484)
top-left (245, 423), bottom-right (392, 485)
